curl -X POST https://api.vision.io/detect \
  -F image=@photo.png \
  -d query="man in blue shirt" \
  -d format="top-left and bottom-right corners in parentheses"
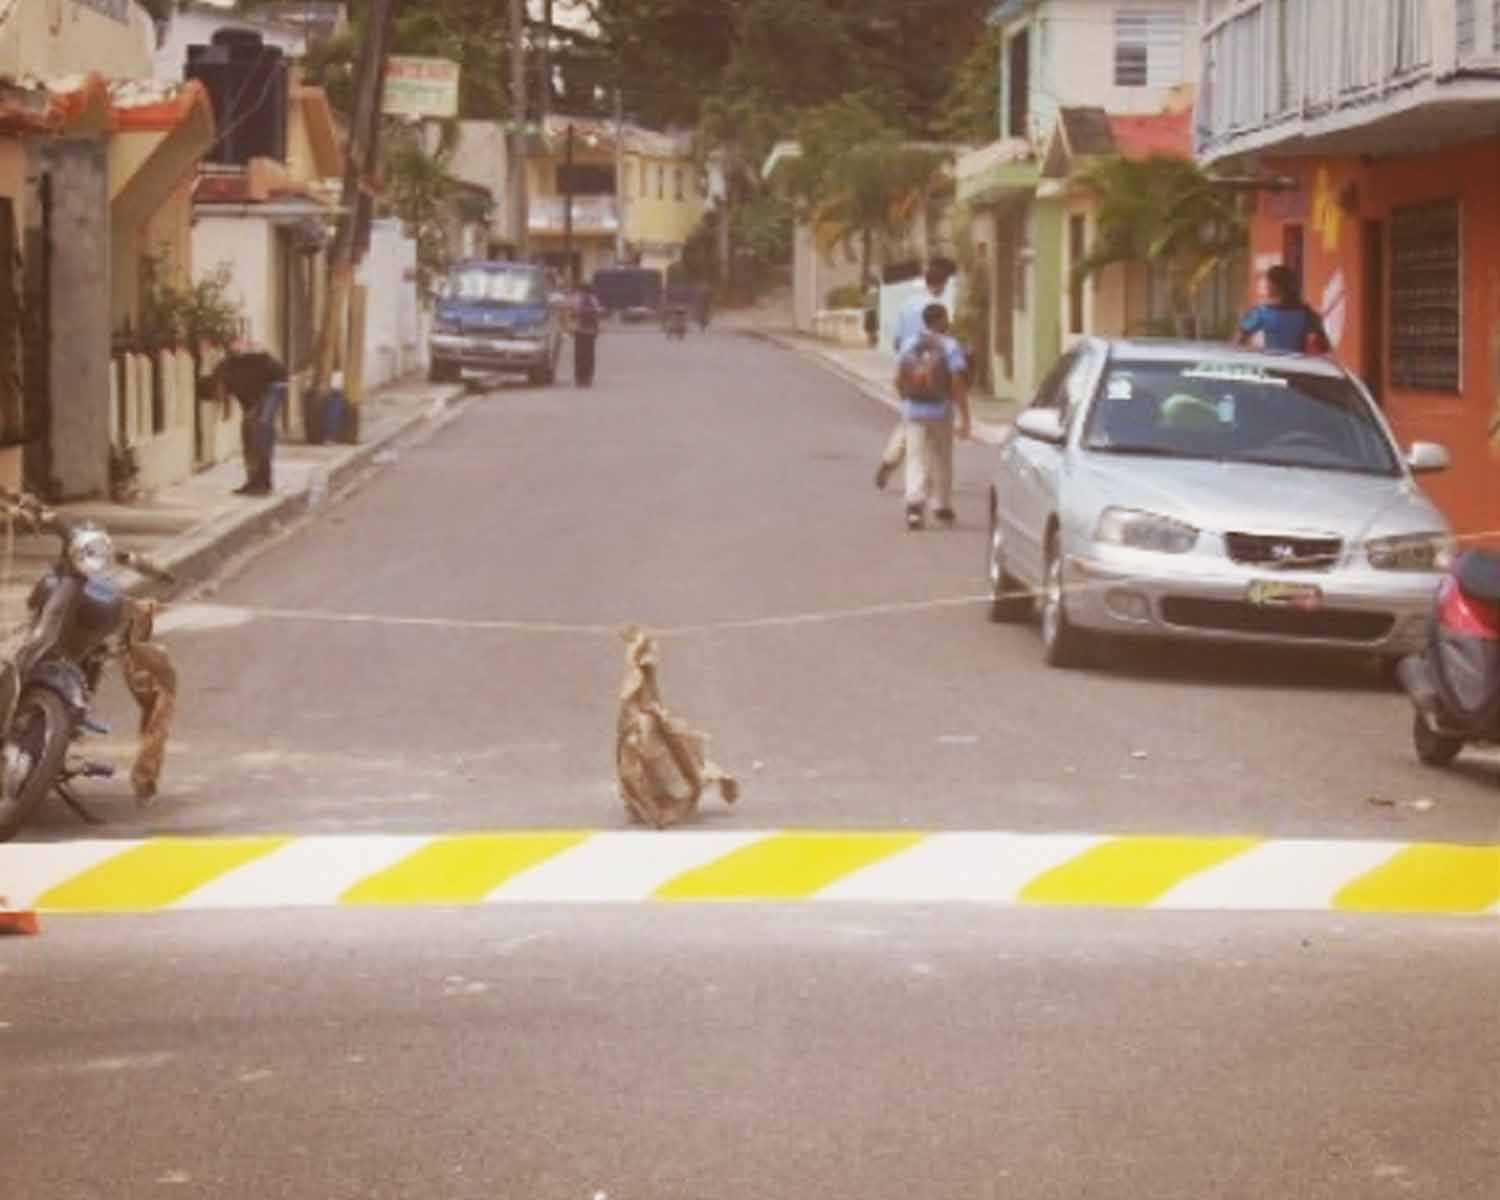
top-left (1235, 264), bottom-right (1330, 353)
top-left (894, 303), bottom-right (970, 530)
top-left (876, 263), bottom-right (954, 489)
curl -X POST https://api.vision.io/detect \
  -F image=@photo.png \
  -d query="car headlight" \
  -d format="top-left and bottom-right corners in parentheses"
top-left (67, 526), bottom-right (114, 577)
top-left (1095, 508), bottom-right (1199, 554)
top-left (1366, 532), bottom-right (1454, 571)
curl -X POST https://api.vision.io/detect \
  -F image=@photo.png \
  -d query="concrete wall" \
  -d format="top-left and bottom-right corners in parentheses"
top-left (194, 215), bottom-right (274, 345)
top-left (360, 218), bottom-right (421, 389)
top-left (0, 0), bottom-right (153, 80)
top-left (792, 224), bottom-right (864, 333)
top-left (45, 138), bottom-right (112, 499)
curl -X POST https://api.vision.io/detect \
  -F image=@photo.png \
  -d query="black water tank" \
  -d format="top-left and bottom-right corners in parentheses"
top-left (185, 29), bottom-right (288, 167)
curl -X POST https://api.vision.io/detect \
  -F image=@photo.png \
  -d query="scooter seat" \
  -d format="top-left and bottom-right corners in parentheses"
top-left (1456, 550), bottom-right (1500, 604)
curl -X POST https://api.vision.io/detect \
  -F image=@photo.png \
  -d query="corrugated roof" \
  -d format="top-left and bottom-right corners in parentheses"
top-left (1108, 109), bottom-right (1193, 160)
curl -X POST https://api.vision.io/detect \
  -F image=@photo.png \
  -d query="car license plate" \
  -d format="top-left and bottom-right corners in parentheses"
top-left (1247, 580), bottom-right (1323, 610)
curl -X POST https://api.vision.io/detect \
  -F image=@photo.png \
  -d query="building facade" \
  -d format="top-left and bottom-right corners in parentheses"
top-left (1195, 0), bottom-right (1500, 534)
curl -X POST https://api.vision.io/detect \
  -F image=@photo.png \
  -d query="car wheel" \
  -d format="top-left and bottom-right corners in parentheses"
top-left (1412, 711), bottom-right (1462, 767)
top-left (987, 497), bottom-right (1031, 623)
top-left (1040, 536), bottom-right (1093, 669)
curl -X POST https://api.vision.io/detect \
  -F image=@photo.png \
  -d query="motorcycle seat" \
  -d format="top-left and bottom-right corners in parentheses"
top-left (1456, 550), bottom-right (1500, 604)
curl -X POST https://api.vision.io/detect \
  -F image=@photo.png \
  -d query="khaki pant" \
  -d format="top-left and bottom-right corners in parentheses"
top-left (904, 416), bottom-right (954, 510)
top-left (880, 421), bottom-right (905, 469)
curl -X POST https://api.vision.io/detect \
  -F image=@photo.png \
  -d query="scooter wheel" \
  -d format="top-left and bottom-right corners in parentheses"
top-left (1413, 711), bottom-right (1463, 767)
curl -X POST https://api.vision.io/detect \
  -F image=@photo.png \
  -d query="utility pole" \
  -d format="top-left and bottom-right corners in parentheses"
top-left (562, 122), bottom-right (574, 284)
top-left (312, 0), bottom-right (398, 443)
top-left (540, 0), bottom-right (552, 126)
top-left (508, 0), bottom-right (529, 261)
top-left (613, 84), bottom-right (626, 264)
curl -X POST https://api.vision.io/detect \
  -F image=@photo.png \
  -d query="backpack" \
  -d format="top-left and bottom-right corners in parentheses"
top-left (573, 294), bottom-right (600, 336)
top-left (898, 332), bottom-right (951, 400)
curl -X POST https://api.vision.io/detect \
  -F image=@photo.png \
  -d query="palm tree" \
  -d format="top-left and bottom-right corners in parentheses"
top-left (1073, 154), bottom-right (1247, 338)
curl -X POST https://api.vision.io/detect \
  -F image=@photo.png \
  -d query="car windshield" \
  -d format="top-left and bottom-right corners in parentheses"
top-left (447, 268), bottom-right (544, 305)
top-left (1082, 359), bottom-right (1400, 477)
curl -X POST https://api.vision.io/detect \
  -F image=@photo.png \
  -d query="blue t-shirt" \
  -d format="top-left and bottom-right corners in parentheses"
top-left (1239, 302), bottom-right (1326, 352)
top-left (896, 333), bottom-right (967, 420)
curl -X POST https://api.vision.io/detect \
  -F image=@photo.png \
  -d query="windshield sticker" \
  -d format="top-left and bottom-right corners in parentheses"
top-left (1182, 363), bottom-right (1289, 388)
top-left (1107, 378), bottom-right (1133, 400)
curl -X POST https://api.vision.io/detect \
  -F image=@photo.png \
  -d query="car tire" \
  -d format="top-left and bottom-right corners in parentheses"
top-left (428, 358), bottom-right (459, 384)
top-left (1040, 536), bottom-right (1094, 669)
top-left (1412, 711), bottom-right (1462, 767)
top-left (988, 496), bottom-right (1031, 623)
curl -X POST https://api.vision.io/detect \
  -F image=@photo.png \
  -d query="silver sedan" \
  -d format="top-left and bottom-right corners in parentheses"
top-left (986, 339), bottom-right (1454, 668)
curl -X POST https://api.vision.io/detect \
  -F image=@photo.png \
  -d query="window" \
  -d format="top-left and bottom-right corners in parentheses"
top-left (556, 164), bottom-right (615, 196)
top-left (1006, 28), bottom-right (1030, 139)
top-left (1114, 8), bottom-right (1186, 87)
top-left (1390, 199), bottom-right (1462, 393)
top-left (656, 165), bottom-right (664, 200)
top-left (674, 168), bottom-right (684, 202)
top-left (1068, 214), bottom-right (1087, 335)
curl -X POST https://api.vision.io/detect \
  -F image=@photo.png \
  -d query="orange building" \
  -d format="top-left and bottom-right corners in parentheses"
top-left (1197, 0), bottom-right (1500, 537)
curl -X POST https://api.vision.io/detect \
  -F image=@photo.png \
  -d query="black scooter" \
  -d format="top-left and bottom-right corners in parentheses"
top-left (1397, 549), bottom-right (1500, 767)
top-left (0, 490), bottom-right (174, 841)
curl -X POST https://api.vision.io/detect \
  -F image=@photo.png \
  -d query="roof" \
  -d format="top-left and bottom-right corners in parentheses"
top-left (540, 114), bottom-right (693, 160)
top-left (1057, 108), bottom-right (1116, 158)
top-left (0, 74), bottom-right (215, 138)
top-left (1108, 109), bottom-right (1193, 160)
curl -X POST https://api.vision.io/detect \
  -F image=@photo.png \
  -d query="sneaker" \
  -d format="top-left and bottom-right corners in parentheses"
top-left (875, 461), bottom-right (894, 490)
top-left (905, 505), bottom-right (924, 531)
top-left (934, 508), bottom-right (956, 526)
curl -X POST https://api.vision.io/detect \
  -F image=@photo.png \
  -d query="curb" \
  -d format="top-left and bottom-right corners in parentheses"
top-left (746, 328), bottom-right (1011, 446)
top-left (120, 384), bottom-right (466, 602)
top-left (3, 830), bottom-right (1498, 915)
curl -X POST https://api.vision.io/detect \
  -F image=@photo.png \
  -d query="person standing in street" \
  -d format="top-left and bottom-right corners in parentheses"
top-left (876, 262), bottom-right (954, 489)
top-left (212, 340), bottom-right (288, 496)
top-left (567, 281), bottom-right (602, 387)
top-left (895, 302), bottom-right (970, 531)
top-left (1235, 263), bottom-right (1331, 354)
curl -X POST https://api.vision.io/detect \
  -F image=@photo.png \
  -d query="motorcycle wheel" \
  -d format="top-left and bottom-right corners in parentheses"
top-left (1412, 710), bottom-right (1463, 768)
top-left (0, 688), bottom-right (73, 842)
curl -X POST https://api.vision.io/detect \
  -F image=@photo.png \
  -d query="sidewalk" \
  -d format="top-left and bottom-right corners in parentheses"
top-left (719, 292), bottom-right (1018, 444)
top-left (0, 373), bottom-right (467, 628)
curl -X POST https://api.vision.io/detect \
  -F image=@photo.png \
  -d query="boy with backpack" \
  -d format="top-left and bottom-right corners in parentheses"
top-left (895, 302), bottom-right (970, 531)
top-left (1235, 264), bottom-right (1331, 354)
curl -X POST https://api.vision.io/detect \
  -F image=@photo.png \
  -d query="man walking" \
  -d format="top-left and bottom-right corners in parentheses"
top-left (895, 303), bottom-right (970, 531)
top-left (567, 281), bottom-right (602, 387)
top-left (213, 340), bottom-right (288, 496)
top-left (876, 262), bottom-right (954, 489)
top-left (1235, 264), bottom-right (1330, 354)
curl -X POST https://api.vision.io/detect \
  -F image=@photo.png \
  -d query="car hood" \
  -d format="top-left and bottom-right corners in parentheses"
top-left (1072, 454), bottom-right (1448, 540)
top-left (438, 301), bottom-right (548, 331)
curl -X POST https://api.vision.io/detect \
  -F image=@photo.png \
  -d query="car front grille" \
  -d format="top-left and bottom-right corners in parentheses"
top-left (1224, 532), bottom-right (1342, 571)
top-left (1160, 598), bottom-right (1393, 643)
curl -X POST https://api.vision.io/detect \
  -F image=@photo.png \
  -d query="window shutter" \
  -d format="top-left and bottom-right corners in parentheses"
top-left (1115, 9), bottom-right (1186, 87)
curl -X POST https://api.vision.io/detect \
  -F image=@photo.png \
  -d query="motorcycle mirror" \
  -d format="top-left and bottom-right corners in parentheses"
top-left (1407, 442), bottom-right (1451, 474)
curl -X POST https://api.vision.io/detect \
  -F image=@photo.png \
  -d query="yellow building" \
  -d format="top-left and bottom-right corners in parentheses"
top-left (527, 115), bottom-right (706, 282)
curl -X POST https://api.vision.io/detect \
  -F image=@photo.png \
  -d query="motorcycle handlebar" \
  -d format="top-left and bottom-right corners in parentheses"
top-left (116, 551), bottom-right (175, 585)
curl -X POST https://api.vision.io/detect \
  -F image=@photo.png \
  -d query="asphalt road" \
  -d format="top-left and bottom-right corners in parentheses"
top-left (21, 324), bottom-right (1493, 843)
top-left (6, 906), bottom-right (1499, 1200)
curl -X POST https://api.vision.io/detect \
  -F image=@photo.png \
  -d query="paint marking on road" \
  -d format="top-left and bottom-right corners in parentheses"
top-left (340, 832), bottom-right (590, 905)
top-left (1017, 836), bottom-right (1263, 907)
top-left (35, 837), bottom-right (289, 912)
top-left (1333, 844), bottom-right (1500, 914)
top-left (3, 832), bottom-right (1499, 916)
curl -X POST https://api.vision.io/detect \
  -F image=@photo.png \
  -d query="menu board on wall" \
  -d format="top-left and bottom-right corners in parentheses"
top-left (1390, 199), bottom-right (1462, 393)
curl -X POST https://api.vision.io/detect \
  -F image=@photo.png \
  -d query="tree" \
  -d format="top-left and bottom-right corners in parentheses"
top-left (936, 24), bottom-right (1002, 144)
top-left (1073, 155), bottom-right (1248, 337)
top-left (385, 126), bottom-right (464, 295)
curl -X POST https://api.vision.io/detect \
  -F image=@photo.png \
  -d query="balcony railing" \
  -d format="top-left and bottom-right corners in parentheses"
top-left (1195, 0), bottom-right (1496, 157)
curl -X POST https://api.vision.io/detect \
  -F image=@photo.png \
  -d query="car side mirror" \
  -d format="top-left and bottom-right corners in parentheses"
top-left (1406, 442), bottom-right (1450, 474)
top-left (1016, 408), bottom-right (1066, 445)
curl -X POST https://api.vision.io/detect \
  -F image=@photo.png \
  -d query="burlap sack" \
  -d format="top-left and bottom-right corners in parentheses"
top-left (119, 599), bottom-right (177, 805)
top-left (616, 626), bottom-right (739, 829)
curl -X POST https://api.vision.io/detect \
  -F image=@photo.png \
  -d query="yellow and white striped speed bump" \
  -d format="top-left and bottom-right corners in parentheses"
top-left (2, 831), bottom-right (1498, 915)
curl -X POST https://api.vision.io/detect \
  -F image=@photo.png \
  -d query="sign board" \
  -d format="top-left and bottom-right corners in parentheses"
top-left (382, 57), bottom-right (460, 119)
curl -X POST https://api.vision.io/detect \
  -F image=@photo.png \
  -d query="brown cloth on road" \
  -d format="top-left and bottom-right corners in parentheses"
top-left (616, 626), bottom-right (739, 828)
top-left (120, 599), bottom-right (177, 804)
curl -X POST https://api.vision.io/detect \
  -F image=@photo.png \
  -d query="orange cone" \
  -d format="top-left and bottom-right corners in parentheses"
top-left (0, 896), bottom-right (38, 935)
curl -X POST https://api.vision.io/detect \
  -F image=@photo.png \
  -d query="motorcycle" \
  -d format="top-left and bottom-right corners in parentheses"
top-left (1397, 548), bottom-right (1500, 767)
top-left (0, 489), bottom-right (176, 842)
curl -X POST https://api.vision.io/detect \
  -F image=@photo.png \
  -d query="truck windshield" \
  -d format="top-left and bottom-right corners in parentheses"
top-left (448, 269), bottom-right (544, 305)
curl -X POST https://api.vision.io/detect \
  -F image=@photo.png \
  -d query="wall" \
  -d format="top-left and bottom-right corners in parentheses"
top-left (793, 223), bottom-right (863, 333)
top-left (0, 0), bottom-right (153, 79)
top-left (621, 151), bottom-right (705, 262)
top-left (360, 218), bottom-right (420, 389)
top-left (45, 137), bottom-right (111, 499)
top-left (194, 214), bottom-right (274, 345)
top-left (1251, 141), bottom-right (1500, 535)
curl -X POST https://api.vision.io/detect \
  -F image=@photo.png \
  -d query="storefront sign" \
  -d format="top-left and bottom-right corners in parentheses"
top-left (382, 57), bottom-right (461, 119)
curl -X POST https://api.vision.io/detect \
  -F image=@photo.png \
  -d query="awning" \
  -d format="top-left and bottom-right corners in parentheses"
top-left (955, 137), bottom-right (1039, 207)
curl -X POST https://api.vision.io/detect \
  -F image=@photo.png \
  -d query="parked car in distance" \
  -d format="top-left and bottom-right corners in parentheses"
top-left (986, 338), bottom-right (1454, 670)
top-left (429, 261), bottom-right (563, 385)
